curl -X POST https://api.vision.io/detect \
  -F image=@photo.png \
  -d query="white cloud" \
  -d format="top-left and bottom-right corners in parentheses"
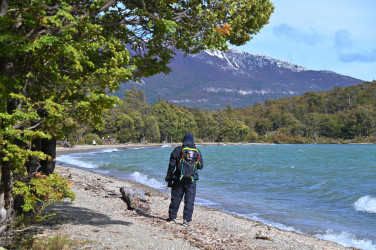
top-left (273, 23), bottom-right (320, 46)
top-left (338, 49), bottom-right (376, 63)
top-left (334, 30), bottom-right (352, 48)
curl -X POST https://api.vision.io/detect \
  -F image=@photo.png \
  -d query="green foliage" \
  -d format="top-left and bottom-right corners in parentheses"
top-left (30, 234), bottom-right (84, 250)
top-left (101, 81), bottom-right (376, 144)
top-left (82, 133), bottom-right (103, 145)
top-left (6, 233), bottom-right (84, 250)
top-left (152, 100), bottom-right (179, 142)
top-left (192, 109), bottom-right (219, 142)
top-left (13, 172), bottom-right (75, 220)
top-left (100, 87), bottom-right (161, 143)
top-left (237, 80), bottom-right (376, 143)
top-left (31, 234), bottom-right (84, 250)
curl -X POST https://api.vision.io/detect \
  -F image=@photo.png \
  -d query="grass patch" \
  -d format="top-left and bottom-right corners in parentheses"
top-left (5, 232), bottom-right (87, 250)
top-left (30, 234), bottom-right (84, 250)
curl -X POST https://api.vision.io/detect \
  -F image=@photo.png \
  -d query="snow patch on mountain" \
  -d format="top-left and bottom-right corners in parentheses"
top-left (204, 86), bottom-right (299, 96)
top-left (171, 99), bottom-right (209, 104)
top-left (202, 48), bottom-right (307, 74)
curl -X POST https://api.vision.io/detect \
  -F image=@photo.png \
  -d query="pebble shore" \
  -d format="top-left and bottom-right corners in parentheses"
top-left (38, 144), bottom-right (352, 249)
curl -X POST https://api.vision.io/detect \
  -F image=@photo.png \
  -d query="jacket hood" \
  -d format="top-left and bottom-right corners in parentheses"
top-left (182, 133), bottom-right (194, 144)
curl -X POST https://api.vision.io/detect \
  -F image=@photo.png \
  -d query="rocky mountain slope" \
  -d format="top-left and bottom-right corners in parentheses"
top-left (120, 48), bottom-right (364, 109)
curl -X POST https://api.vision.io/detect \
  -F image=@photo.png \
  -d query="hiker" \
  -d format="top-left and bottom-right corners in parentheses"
top-left (165, 133), bottom-right (204, 226)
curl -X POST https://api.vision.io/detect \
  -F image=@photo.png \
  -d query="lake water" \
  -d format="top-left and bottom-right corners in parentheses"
top-left (57, 144), bottom-right (376, 249)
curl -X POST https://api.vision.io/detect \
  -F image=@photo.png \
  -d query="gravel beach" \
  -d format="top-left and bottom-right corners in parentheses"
top-left (36, 145), bottom-right (352, 249)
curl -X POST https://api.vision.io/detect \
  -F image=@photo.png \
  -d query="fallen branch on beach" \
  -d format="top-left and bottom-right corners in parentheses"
top-left (119, 187), bottom-right (151, 214)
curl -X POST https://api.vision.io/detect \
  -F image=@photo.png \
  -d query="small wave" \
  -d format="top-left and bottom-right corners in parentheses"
top-left (56, 155), bottom-right (98, 169)
top-left (354, 195), bottom-right (376, 214)
top-left (315, 230), bottom-right (376, 250)
top-left (130, 172), bottom-right (165, 189)
top-left (195, 198), bottom-right (219, 207)
top-left (60, 148), bottom-right (120, 157)
top-left (128, 147), bottom-right (148, 150)
top-left (243, 215), bottom-right (298, 232)
top-left (161, 144), bottom-right (172, 148)
top-left (98, 148), bottom-right (120, 153)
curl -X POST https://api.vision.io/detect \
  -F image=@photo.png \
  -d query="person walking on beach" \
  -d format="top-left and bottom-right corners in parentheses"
top-left (165, 133), bottom-right (203, 226)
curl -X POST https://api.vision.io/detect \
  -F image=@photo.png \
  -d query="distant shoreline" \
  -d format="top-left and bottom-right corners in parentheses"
top-left (56, 142), bottom-right (262, 155)
top-left (56, 142), bottom-right (375, 155)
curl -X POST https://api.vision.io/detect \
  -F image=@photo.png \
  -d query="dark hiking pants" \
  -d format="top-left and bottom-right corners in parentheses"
top-left (168, 179), bottom-right (196, 222)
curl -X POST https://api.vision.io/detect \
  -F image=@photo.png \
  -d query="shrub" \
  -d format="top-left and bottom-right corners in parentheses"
top-left (82, 133), bottom-right (102, 145)
top-left (13, 172), bottom-right (76, 222)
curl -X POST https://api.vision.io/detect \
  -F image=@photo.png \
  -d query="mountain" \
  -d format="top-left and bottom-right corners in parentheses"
top-left (119, 48), bottom-right (364, 110)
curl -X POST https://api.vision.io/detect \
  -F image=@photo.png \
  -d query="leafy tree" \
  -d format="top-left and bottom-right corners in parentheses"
top-left (116, 113), bottom-right (136, 143)
top-left (102, 109), bottom-right (121, 139)
top-left (0, 0), bottom-right (274, 230)
top-left (172, 106), bottom-right (198, 142)
top-left (122, 87), bottom-right (160, 143)
top-left (152, 100), bottom-right (178, 142)
top-left (143, 115), bottom-right (161, 143)
top-left (354, 105), bottom-right (376, 137)
top-left (214, 106), bottom-right (244, 142)
top-left (254, 117), bottom-right (273, 135)
top-left (192, 109), bottom-right (219, 142)
top-left (82, 133), bottom-right (103, 145)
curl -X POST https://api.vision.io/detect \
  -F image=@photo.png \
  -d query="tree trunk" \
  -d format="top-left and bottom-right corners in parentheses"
top-left (40, 139), bottom-right (56, 175)
top-left (0, 161), bottom-right (14, 235)
top-left (140, 136), bottom-right (146, 144)
top-left (26, 138), bottom-right (56, 175)
top-left (0, 0), bottom-right (8, 17)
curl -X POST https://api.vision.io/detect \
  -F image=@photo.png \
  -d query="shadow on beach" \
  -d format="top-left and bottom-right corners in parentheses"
top-left (42, 201), bottom-right (132, 228)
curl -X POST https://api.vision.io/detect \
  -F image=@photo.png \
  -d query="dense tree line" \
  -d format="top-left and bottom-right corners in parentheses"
top-left (81, 81), bottom-right (376, 144)
top-left (238, 80), bottom-right (376, 143)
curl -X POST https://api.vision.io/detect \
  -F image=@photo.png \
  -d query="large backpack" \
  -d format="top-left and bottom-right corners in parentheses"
top-left (179, 147), bottom-right (201, 182)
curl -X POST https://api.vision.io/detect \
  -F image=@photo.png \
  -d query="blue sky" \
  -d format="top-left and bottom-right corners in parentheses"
top-left (239, 0), bottom-right (376, 81)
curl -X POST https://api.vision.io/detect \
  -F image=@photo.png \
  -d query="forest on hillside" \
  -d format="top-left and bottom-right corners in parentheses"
top-left (72, 80), bottom-right (376, 145)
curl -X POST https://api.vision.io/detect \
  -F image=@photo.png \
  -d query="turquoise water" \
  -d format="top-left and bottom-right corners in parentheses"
top-left (57, 144), bottom-right (376, 249)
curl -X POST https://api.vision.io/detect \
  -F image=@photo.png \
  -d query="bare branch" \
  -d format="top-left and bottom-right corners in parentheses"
top-left (13, 120), bottom-right (43, 130)
top-left (97, 0), bottom-right (116, 13)
top-left (13, 120), bottom-right (28, 129)
top-left (25, 121), bottom-right (43, 130)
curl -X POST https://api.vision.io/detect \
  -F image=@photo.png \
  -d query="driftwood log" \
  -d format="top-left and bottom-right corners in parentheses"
top-left (119, 187), bottom-right (151, 214)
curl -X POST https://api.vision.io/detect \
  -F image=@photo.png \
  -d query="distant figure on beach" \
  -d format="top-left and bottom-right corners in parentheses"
top-left (165, 133), bottom-right (203, 226)
top-left (93, 139), bottom-right (96, 146)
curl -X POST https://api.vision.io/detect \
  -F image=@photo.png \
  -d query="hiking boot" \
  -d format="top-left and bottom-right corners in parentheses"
top-left (183, 219), bottom-right (190, 226)
top-left (166, 218), bottom-right (176, 223)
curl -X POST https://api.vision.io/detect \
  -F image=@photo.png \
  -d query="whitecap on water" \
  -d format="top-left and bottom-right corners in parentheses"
top-left (195, 198), bottom-right (219, 207)
top-left (248, 216), bottom-right (298, 232)
top-left (353, 195), bottom-right (376, 214)
top-left (130, 172), bottom-right (165, 189)
top-left (98, 148), bottom-right (120, 153)
top-left (56, 155), bottom-right (98, 169)
top-left (315, 230), bottom-right (376, 250)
